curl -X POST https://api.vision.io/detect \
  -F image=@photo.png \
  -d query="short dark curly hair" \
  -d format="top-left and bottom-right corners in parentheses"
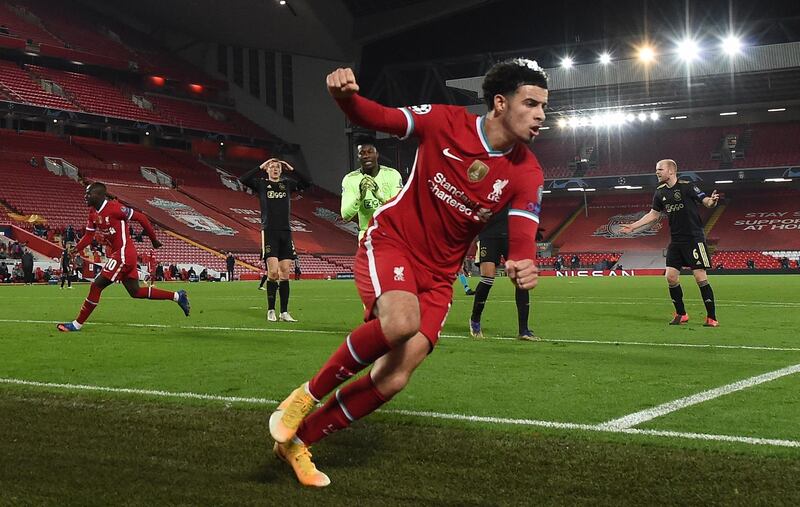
top-left (482, 58), bottom-right (548, 110)
top-left (354, 134), bottom-right (377, 148)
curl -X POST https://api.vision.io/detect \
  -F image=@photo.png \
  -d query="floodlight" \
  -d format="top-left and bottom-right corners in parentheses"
top-left (638, 46), bottom-right (655, 62)
top-left (721, 36), bottom-right (742, 55)
top-left (676, 39), bottom-right (700, 61)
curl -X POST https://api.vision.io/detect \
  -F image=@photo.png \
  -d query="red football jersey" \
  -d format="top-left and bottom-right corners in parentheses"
top-left (85, 199), bottom-right (137, 260)
top-left (342, 97), bottom-right (544, 275)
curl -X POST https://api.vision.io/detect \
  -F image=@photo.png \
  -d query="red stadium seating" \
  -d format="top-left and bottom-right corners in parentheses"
top-left (710, 251), bottom-right (781, 269)
top-left (539, 195), bottom-right (582, 241)
top-left (100, 183), bottom-right (262, 253)
top-left (137, 233), bottom-right (260, 278)
top-left (0, 59), bottom-right (79, 110)
top-left (590, 126), bottom-right (736, 176)
top-left (28, 65), bottom-right (166, 123)
top-left (733, 123), bottom-right (800, 168)
top-left (0, 2), bottom-right (62, 45)
top-left (547, 192), bottom-right (718, 252)
top-left (539, 252), bottom-right (621, 269)
top-left (18, 0), bottom-right (135, 63)
top-left (549, 193), bottom-right (668, 251)
top-left (531, 136), bottom-right (579, 179)
top-left (0, 160), bottom-right (87, 231)
top-left (147, 95), bottom-right (235, 134)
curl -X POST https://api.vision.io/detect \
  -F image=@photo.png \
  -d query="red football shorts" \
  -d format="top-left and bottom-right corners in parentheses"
top-left (354, 234), bottom-right (453, 347)
top-left (100, 249), bottom-right (139, 282)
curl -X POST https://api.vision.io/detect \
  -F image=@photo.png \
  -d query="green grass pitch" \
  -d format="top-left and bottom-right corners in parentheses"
top-left (1, 275), bottom-right (799, 504)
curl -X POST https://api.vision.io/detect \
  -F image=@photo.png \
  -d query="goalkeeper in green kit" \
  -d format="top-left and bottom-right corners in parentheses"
top-left (341, 136), bottom-right (403, 241)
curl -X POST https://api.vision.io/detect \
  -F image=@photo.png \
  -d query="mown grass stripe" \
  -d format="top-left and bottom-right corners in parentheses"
top-left (5, 319), bottom-right (800, 352)
top-left (2, 377), bottom-right (798, 449)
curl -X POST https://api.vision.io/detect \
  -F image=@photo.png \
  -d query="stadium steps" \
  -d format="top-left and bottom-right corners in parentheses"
top-left (704, 203), bottom-right (727, 236)
top-left (617, 251), bottom-right (665, 269)
top-left (0, 198), bottom-right (21, 216)
top-left (547, 201), bottom-right (586, 245)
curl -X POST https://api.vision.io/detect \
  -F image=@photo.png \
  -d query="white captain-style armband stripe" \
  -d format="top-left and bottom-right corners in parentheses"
top-left (509, 208), bottom-right (540, 223)
top-left (398, 107), bottom-right (414, 140)
top-left (85, 227), bottom-right (96, 231)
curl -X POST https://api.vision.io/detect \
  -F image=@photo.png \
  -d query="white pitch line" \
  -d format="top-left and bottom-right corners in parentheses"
top-left (4, 319), bottom-right (800, 353)
top-left (7, 292), bottom-right (800, 308)
top-left (599, 363), bottom-right (800, 430)
top-left (1, 377), bottom-right (798, 449)
top-left (542, 338), bottom-right (800, 353)
top-left (0, 377), bottom-right (279, 404)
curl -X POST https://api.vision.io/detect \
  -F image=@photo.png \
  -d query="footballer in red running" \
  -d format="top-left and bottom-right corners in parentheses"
top-left (56, 182), bottom-right (190, 332)
top-left (268, 59), bottom-right (547, 487)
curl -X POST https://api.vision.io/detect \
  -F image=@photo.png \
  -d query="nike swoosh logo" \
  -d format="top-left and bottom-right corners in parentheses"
top-left (442, 148), bottom-right (464, 162)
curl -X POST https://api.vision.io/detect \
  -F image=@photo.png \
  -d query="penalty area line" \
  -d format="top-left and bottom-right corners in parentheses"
top-left (0, 377), bottom-right (798, 449)
top-left (599, 363), bottom-right (800, 430)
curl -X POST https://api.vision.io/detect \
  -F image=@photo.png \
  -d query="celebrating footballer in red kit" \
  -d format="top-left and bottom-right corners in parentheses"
top-left (269, 58), bottom-right (547, 487)
top-left (56, 182), bottom-right (191, 332)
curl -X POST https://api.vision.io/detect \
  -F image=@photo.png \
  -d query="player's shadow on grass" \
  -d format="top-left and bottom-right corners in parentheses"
top-left (252, 424), bottom-right (384, 485)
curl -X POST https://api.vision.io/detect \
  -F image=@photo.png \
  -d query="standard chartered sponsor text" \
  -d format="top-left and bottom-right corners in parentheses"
top-left (428, 172), bottom-right (475, 217)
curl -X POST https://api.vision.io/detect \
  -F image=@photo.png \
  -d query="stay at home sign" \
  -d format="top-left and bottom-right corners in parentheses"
top-left (733, 211), bottom-right (800, 231)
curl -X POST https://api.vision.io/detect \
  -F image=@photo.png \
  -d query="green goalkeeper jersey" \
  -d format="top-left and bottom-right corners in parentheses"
top-left (341, 165), bottom-right (403, 241)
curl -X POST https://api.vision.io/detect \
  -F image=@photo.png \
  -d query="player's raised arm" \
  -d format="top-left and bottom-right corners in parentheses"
top-left (131, 210), bottom-right (160, 248)
top-left (620, 209), bottom-right (662, 234)
top-left (327, 67), bottom-right (409, 138)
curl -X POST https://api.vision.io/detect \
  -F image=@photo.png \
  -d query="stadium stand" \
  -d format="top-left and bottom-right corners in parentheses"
top-left (28, 65), bottom-right (165, 123)
top-left (550, 190), bottom-right (723, 253)
top-left (533, 122), bottom-right (800, 178)
top-left (100, 183), bottom-right (261, 253)
top-left (0, 159), bottom-right (86, 231)
top-left (550, 193), bottom-right (670, 252)
top-left (538, 252), bottom-right (621, 269)
top-left (706, 187), bottom-right (800, 251)
top-left (137, 232), bottom-right (259, 279)
top-left (529, 137), bottom-right (575, 179)
top-left (709, 251), bottom-right (782, 269)
top-left (146, 95), bottom-right (237, 134)
top-left (19, 0), bottom-right (136, 63)
top-left (234, 252), bottom-right (343, 278)
top-left (733, 123), bottom-right (800, 168)
top-left (319, 254), bottom-right (355, 271)
top-left (539, 195), bottom-right (583, 241)
top-left (0, 59), bottom-right (79, 110)
top-left (589, 126), bottom-right (737, 176)
top-left (0, 2), bottom-right (63, 46)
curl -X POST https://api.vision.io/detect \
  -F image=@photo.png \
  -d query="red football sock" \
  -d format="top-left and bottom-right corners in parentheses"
top-left (133, 287), bottom-right (175, 300)
top-left (308, 319), bottom-right (390, 400)
top-left (76, 283), bottom-right (104, 324)
top-left (296, 373), bottom-right (387, 445)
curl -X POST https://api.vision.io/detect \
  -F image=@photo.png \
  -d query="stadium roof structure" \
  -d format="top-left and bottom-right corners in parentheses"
top-left (446, 42), bottom-right (800, 116)
top-left (94, 0), bottom-right (496, 61)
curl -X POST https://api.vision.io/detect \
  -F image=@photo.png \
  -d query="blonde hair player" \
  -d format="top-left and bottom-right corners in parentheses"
top-left (620, 159), bottom-right (720, 326)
